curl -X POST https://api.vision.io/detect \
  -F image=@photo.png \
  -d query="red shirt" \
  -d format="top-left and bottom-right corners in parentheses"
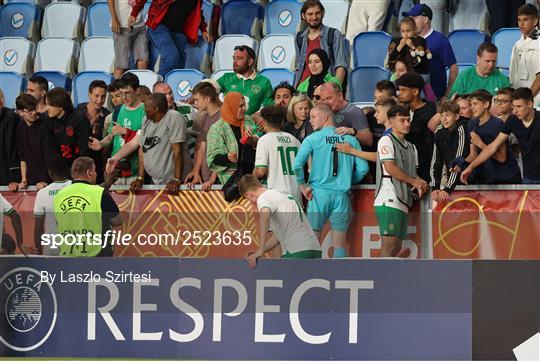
top-left (299, 36), bottom-right (321, 84)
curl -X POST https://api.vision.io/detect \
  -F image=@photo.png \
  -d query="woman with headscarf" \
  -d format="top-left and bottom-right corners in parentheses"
top-left (206, 92), bottom-right (262, 184)
top-left (296, 48), bottom-right (342, 99)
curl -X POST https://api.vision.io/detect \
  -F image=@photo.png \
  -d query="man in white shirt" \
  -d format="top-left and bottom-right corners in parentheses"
top-left (239, 175), bottom-right (321, 268)
top-left (510, 4), bottom-right (540, 108)
top-left (254, 106), bottom-right (302, 204)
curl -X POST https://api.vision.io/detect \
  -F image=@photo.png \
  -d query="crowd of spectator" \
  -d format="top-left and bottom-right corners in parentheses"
top-left (0, 0), bottom-right (540, 257)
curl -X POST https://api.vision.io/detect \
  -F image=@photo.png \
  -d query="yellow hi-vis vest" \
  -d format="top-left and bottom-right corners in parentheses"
top-left (53, 182), bottom-right (104, 256)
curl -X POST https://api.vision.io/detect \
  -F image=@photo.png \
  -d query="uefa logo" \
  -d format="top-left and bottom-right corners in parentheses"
top-left (0, 267), bottom-right (57, 352)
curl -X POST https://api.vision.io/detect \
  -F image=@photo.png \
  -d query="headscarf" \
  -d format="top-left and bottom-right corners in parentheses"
top-left (307, 48), bottom-right (331, 99)
top-left (221, 92), bottom-right (244, 127)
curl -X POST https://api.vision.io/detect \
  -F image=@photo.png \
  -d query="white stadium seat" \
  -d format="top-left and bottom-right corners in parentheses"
top-left (257, 34), bottom-right (296, 71)
top-left (0, 36), bottom-right (35, 74)
top-left (125, 70), bottom-right (163, 90)
top-left (34, 37), bottom-right (79, 75)
top-left (78, 36), bottom-right (115, 73)
top-left (213, 35), bottom-right (257, 71)
top-left (41, 2), bottom-right (84, 39)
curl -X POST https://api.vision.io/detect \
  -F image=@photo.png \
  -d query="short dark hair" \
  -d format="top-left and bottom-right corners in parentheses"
top-left (15, 93), bottom-right (37, 111)
top-left (71, 156), bottom-right (95, 179)
top-left (512, 87), bottom-right (534, 102)
top-left (46, 154), bottom-right (70, 179)
top-left (517, 3), bottom-right (539, 18)
top-left (375, 98), bottom-right (396, 109)
top-left (301, 0), bottom-right (325, 15)
top-left (147, 93), bottom-right (168, 113)
top-left (260, 105), bottom-right (287, 128)
top-left (234, 45), bottom-right (256, 61)
top-left (395, 72), bottom-right (425, 91)
top-left (108, 79), bottom-right (125, 92)
top-left (46, 88), bottom-right (74, 112)
top-left (28, 75), bottom-right (49, 92)
top-left (375, 80), bottom-right (397, 96)
top-left (497, 87), bottom-right (515, 97)
top-left (469, 89), bottom-right (493, 106)
top-left (477, 42), bottom-right (498, 56)
top-left (192, 81), bottom-right (220, 103)
top-left (387, 105), bottom-right (410, 119)
top-left (440, 100), bottom-right (460, 114)
top-left (272, 81), bottom-right (295, 100)
top-left (88, 80), bottom-right (107, 94)
top-left (120, 72), bottom-right (140, 90)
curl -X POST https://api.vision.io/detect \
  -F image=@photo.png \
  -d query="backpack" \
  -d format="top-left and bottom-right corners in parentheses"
top-left (296, 27), bottom-right (337, 67)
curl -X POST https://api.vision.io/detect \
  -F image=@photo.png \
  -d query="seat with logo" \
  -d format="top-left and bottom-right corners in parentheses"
top-left (0, 3), bottom-right (41, 41)
top-left (353, 31), bottom-right (391, 68)
top-left (258, 68), bottom-right (294, 88)
top-left (35, 37), bottom-right (79, 75)
top-left (349, 66), bottom-right (390, 103)
top-left (85, 2), bottom-right (112, 37)
top-left (213, 35), bottom-right (258, 71)
top-left (72, 71), bottom-right (112, 105)
top-left (125, 70), bottom-right (163, 90)
top-left (0, 72), bottom-right (26, 108)
top-left (78, 36), bottom-right (115, 73)
top-left (41, 2), bottom-right (84, 39)
top-left (165, 69), bottom-right (204, 102)
top-left (258, 34), bottom-right (296, 71)
top-left (33, 71), bottom-right (72, 92)
top-left (0, 37), bottom-right (35, 74)
top-left (264, 0), bottom-right (302, 36)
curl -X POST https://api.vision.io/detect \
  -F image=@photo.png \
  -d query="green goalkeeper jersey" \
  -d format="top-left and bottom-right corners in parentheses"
top-left (217, 72), bottom-right (274, 115)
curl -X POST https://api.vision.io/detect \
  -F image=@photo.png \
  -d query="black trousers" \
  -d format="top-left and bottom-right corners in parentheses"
top-left (486, 0), bottom-right (525, 35)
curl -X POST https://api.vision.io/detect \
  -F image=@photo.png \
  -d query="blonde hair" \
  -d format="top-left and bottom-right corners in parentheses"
top-left (286, 94), bottom-right (313, 124)
top-left (238, 174), bottom-right (262, 196)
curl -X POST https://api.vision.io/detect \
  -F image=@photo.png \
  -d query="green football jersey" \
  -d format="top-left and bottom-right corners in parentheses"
top-left (217, 72), bottom-right (274, 115)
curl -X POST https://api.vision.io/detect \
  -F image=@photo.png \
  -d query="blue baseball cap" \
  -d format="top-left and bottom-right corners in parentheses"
top-left (402, 4), bottom-right (433, 20)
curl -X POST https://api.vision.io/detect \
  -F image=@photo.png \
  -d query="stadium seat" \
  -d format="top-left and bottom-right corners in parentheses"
top-left (0, 3), bottom-right (41, 40)
top-left (448, 29), bottom-right (487, 64)
top-left (259, 68), bottom-right (294, 88)
top-left (33, 71), bottom-right (72, 91)
top-left (78, 36), bottom-right (115, 73)
top-left (213, 35), bottom-right (257, 71)
top-left (85, 2), bottom-right (112, 37)
top-left (165, 69), bottom-right (205, 102)
top-left (320, 0), bottom-right (349, 33)
top-left (258, 34), bottom-right (296, 70)
top-left (72, 71), bottom-right (112, 105)
top-left (185, 36), bottom-right (211, 74)
top-left (34, 38), bottom-right (79, 75)
top-left (353, 31), bottom-right (391, 68)
top-left (349, 66), bottom-right (390, 103)
top-left (41, 2), bottom-right (84, 39)
top-left (264, 0), bottom-right (302, 36)
top-left (211, 69), bottom-right (231, 81)
top-left (220, 0), bottom-right (263, 38)
top-left (493, 27), bottom-right (520, 70)
top-left (446, 63), bottom-right (475, 79)
top-left (125, 70), bottom-right (162, 90)
top-left (0, 37), bottom-right (35, 74)
top-left (0, 71), bottom-right (25, 108)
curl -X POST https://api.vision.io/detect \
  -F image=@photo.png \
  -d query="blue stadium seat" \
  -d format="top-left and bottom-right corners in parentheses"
top-left (0, 72), bottom-right (25, 108)
top-left (0, 37), bottom-right (35, 74)
top-left (213, 35), bottom-right (258, 71)
top-left (85, 2), bottom-right (112, 37)
top-left (78, 36), bottom-right (115, 73)
top-left (353, 31), bottom-right (391, 67)
top-left (185, 36), bottom-right (211, 73)
top-left (35, 38), bottom-right (79, 75)
top-left (264, 0), bottom-right (302, 36)
top-left (33, 71), bottom-right (72, 92)
top-left (258, 34), bottom-right (296, 70)
top-left (320, 0), bottom-right (349, 33)
top-left (493, 28), bottom-right (520, 70)
top-left (448, 29), bottom-right (487, 64)
top-left (72, 71), bottom-right (112, 105)
top-left (0, 3), bottom-right (41, 40)
top-left (125, 70), bottom-right (163, 90)
top-left (259, 68), bottom-right (294, 88)
top-left (41, 2), bottom-right (84, 39)
top-left (446, 63), bottom-right (475, 79)
top-left (221, 0), bottom-right (263, 37)
top-left (349, 66), bottom-right (390, 103)
top-left (165, 69), bottom-right (204, 102)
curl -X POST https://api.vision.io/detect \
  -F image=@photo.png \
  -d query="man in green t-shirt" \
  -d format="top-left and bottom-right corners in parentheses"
top-left (449, 42), bottom-right (511, 98)
top-left (89, 75), bottom-right (146, 184)
top-left (217, 45), bottom-right (273, 116)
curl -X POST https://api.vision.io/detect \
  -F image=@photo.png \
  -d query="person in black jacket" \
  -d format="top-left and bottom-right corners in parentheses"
top-left (0, 89), bottom-right (21, 188)
top-left (44, 88), bottom-right (91, 173)
top-left (430, 101), bottom-right (470, 203)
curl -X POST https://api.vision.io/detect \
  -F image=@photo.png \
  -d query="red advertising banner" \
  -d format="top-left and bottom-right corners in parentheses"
top-left (432, 189), bottom-right (540, 259)
top-left (0, 188), bottom-right (423, 258)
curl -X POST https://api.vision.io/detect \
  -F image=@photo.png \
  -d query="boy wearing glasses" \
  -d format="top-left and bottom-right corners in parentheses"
top-left (494, 88), bottom-right (515, 122)
top-left (15, 94), bottom-right (50, 190)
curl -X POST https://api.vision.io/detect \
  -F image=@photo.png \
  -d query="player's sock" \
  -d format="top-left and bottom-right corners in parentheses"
top-left (334, 247), bottom-right (347, 258)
